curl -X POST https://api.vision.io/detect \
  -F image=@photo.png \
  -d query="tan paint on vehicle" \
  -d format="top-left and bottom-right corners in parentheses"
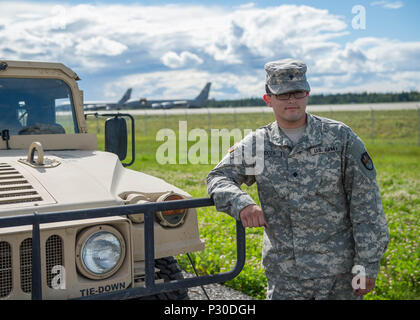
top-left (0, 60), bottom-right (205, 300)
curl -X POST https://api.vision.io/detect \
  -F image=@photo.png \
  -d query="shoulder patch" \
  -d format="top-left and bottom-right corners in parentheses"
top-left (361, 152), bottom-right (374, 171)
top-left (347, 134), bottom-right (376, 180)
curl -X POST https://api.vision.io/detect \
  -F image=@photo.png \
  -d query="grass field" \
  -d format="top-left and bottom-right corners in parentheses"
top-left (88, 109), bottom-right (419, 300)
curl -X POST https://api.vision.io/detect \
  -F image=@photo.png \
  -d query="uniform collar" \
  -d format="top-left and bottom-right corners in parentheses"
top-left (267, 113), bottom-right (322, 153)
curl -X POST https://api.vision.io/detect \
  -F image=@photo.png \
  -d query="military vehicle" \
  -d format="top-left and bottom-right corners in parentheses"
top-left (0, 60), bottom-right (244, 300)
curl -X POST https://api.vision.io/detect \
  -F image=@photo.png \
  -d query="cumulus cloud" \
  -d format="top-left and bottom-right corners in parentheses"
top-left (107, 69), bottom-right (265, 100)
top-left (75, 36), bottom-right (127, 56)
top-left (0, 1), bottom-right (418, 98)
top-left (309, 36), bottom-right (420, 93)
top-left (161, 51), bottom-right (203, 69)
top-left (0, 2), bottom-right (347, 68)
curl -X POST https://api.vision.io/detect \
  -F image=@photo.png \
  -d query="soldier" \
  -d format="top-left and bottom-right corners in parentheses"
top-left (206, 58), bottom-right (390, 300)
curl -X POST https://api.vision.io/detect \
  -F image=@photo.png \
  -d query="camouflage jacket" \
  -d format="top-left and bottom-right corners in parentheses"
top-left (206, 113), bottom-right (389, 279)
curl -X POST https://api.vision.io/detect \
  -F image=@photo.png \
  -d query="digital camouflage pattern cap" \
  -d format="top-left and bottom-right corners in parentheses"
top-left (265, 58), bottom-right (310, 95)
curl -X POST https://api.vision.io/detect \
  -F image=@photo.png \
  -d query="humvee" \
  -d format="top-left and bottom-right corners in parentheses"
top-left (0, 60), bottom-right (245, 300)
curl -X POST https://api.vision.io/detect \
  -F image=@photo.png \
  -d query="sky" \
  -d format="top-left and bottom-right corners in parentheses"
top-left (0, 0), bottom-right (419, 102)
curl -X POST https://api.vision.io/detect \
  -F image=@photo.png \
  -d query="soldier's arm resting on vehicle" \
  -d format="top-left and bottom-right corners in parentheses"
top-left (344, 132), bottom-right (390, 294)
top-left (207, 146), bottom-right (264, 226)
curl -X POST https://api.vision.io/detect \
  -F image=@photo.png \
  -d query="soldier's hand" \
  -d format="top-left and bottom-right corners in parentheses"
top-left (354, 277), bottom-right (376, 297)
top-left (239, 204), bottom-right (268, 228)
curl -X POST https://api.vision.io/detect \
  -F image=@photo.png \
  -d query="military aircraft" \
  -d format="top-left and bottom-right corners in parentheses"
top-left (122, 82), bottom-right (211, 109)
top-left (83, 88), bottom-right (132, 111)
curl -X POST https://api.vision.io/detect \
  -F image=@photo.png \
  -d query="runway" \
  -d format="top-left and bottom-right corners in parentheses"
top-left (93, 101), bottom-right (419, 116)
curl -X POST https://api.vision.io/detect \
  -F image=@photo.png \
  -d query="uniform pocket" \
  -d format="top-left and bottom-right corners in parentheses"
top-left (316, 168), bottom-right (343, 195)
top-left (261, 152), bottom-right (289, 200)
top-left (313, 168), bottom-right (347, 212)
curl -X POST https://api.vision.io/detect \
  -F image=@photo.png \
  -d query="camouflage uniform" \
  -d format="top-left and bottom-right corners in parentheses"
top-left (206, 59), bottom-right (389, 300)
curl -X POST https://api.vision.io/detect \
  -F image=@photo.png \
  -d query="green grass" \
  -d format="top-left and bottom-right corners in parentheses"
top-left (88, 109), bottom-right (420, 300)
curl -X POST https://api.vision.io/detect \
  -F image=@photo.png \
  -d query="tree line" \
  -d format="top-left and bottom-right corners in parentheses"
top-left (206, 91), bottom-right (420, 107)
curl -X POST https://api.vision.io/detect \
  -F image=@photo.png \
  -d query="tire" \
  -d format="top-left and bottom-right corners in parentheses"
top-left (139, 256), bottom-right (189, 300)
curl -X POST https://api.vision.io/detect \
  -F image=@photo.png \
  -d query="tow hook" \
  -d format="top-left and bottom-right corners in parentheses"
top-left (18, 141), bottom-right (61, 168)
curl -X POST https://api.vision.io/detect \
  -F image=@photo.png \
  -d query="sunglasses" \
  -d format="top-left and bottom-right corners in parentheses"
top-left (270, 91), bottom-right (308, 100)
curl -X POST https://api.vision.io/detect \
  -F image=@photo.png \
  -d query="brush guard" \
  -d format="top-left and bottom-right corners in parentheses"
top-left (0, 197), bottom-right (245, 300)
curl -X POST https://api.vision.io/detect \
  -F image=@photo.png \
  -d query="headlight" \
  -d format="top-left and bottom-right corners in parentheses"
top-left (76, 225), bottom-right (125, 280)
top-left (156, 192), bottom-right (188, 227)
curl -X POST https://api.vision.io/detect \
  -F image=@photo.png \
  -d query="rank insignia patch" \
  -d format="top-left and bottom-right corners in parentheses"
top-left (361, 152), bottom-right (374, 170)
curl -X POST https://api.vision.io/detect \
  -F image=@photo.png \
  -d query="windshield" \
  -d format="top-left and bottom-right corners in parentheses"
top-left (0, 78), bottom-right (78, 135)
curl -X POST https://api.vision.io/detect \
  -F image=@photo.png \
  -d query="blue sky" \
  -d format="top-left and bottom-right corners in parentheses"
top-left (1, 0), bottom-right (419, 101)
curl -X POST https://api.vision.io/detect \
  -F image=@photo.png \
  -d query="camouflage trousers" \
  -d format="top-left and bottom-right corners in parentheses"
top-left (266, 272), bottom-right (363, 300)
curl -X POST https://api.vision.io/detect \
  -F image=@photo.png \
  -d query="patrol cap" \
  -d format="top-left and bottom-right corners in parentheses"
top-left (265, 58), bottom-right (310, 95)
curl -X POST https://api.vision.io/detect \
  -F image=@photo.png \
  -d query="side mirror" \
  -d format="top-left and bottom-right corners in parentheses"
top-left (85, 112), bottom-right (135, 167)
top-left (105, 116), bottom-right (127, 161)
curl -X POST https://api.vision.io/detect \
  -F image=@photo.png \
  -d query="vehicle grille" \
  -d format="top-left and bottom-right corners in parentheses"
top-left (20, 238), bottom-right (33, 293)
top-left (46, 235), bottom-right (64, 288)
top-left (0, 241), bottom-right (12, 298)
top-left (0, 163), bottom-right (43, 205)
top-left (0, 235), bottom-right (64, 297)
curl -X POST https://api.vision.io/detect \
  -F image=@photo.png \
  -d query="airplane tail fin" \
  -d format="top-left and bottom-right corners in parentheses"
top-left (117, 88), bottom-right (132, 105)
top-left (192, 82), bottom-right (211, 106)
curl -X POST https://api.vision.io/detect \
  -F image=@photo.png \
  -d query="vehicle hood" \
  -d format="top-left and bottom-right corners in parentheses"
top-left (0, 149), bottom-right (189, 215)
